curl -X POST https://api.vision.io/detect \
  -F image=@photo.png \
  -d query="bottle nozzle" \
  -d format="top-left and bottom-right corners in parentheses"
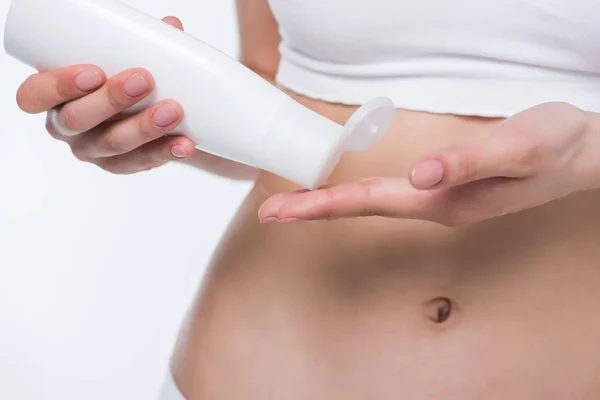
top-left (341, 97), bottom-right (396, 152)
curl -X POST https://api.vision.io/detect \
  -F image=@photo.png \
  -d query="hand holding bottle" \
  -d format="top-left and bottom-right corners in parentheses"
top-left (7, 0), bottom-right (394, 188)
top-left (15, 16), bottom-right (196, 174)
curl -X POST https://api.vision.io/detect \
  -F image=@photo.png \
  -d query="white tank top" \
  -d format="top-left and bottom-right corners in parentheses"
top-left (268, 0), bottom-right (600, 117)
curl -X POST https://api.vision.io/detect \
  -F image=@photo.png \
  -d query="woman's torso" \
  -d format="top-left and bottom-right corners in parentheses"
top-left (171, 97), bottom-right (600, 399)
top-left (170, 1), bottom-right (600, 398)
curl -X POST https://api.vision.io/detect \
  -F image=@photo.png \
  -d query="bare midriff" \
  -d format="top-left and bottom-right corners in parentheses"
top-left (170, 91), bottom-right (600, 399)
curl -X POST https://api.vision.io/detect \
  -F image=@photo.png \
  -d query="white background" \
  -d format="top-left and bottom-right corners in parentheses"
top-left (0, 1), bottom-right (249, 399)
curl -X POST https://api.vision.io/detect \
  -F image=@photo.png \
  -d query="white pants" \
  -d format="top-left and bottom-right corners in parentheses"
top-left (158, 372), bottom-right (186, 400)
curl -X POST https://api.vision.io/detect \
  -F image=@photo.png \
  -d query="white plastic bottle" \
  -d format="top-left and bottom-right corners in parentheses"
top-left (3, 0), bottom-right (396, 189)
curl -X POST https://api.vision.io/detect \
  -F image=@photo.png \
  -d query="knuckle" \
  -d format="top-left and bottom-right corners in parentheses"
top-left (59, 103), bottom-right (81, 132)
top-left (512, 138), bottom-right (542, 169)
top-left (460, 160), bottom-right (479, 183)
top-left (106, 85), bottom-right (132, 110)
top-left (139, 115), bottom-right (161, 141)
top-left (139, 150), bottom-right (165, 169)
top-left (320, 188), bottom-right (337, 215)
top-left (358, 180), bottom-right (384, 217)
top-left (455, 151), bottom-right (479, 183)
top-left (140, 129), bottom-right (159, 142)
top-left (100, 133), bottom-right (127, 155)
top-left (54, 77), bottom-right (73, 103)
top-left (359, 177), bottom-right (384, 193)
top-left (360, 180), bottom-right (373, 201)
top-left (136, 157), bottom-right (160, 173)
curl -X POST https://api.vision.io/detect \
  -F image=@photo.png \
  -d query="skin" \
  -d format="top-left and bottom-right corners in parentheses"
top-left (167, 99), bottom-right (600, 399)
top-left (15, 3), bottom-right (600, 399)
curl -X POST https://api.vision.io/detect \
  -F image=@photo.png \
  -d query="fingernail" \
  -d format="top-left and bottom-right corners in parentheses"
top-left (171, 145), bottom-right (188, 159)
top-left (260, 217), bottom-right (277, 224)
top-left (75, 69), bottom-right (103, 92)
top-left (277, 217), bottom-right (304, 223)
top-left (123, 73), bottom-right (149, 97)
top-left (411, 159), bottom-right (444, 189)
top-left (152, 103), bottom-right (178, 127)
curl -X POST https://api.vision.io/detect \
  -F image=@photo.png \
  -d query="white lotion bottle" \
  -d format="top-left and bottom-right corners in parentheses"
top-left (3, 0), bottom-right (396, 189)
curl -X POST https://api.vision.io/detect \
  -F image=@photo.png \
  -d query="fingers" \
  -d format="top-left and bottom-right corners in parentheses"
top-left (409, 135), bottom-right (538, 190)
top-left (16, 65), bottom-right (106, 114)
top-left (162, 16), bottom-right (184, 30)
top-left (257, 189), bottom-right (311, 222)
top-left (96, 135), bottom-right (196, 174)
top-left (16, 15), bottom-right (181, 115)
top-left (51, 68), bottom-right (155, 136)
top-left (17, 14), bottom-right (193, 177)
top-left (258, 176), bottom-right (534, 227)
top-left (69, 99), bottom-right (184, 159)
top-left (258, 178), bottom-right (443, 222)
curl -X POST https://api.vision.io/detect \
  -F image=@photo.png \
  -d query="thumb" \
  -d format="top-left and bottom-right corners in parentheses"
top-left (409, 135), bottom-right (536, 190)
top-left (162, 16), bottom-right (184, 31)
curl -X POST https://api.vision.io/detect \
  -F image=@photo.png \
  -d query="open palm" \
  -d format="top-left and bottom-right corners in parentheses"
top-left (259, 102), bottom-right (598, 226)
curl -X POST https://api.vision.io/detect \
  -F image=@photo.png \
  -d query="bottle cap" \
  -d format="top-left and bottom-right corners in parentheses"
top-left (259, 97), bottom-right (396, 189)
